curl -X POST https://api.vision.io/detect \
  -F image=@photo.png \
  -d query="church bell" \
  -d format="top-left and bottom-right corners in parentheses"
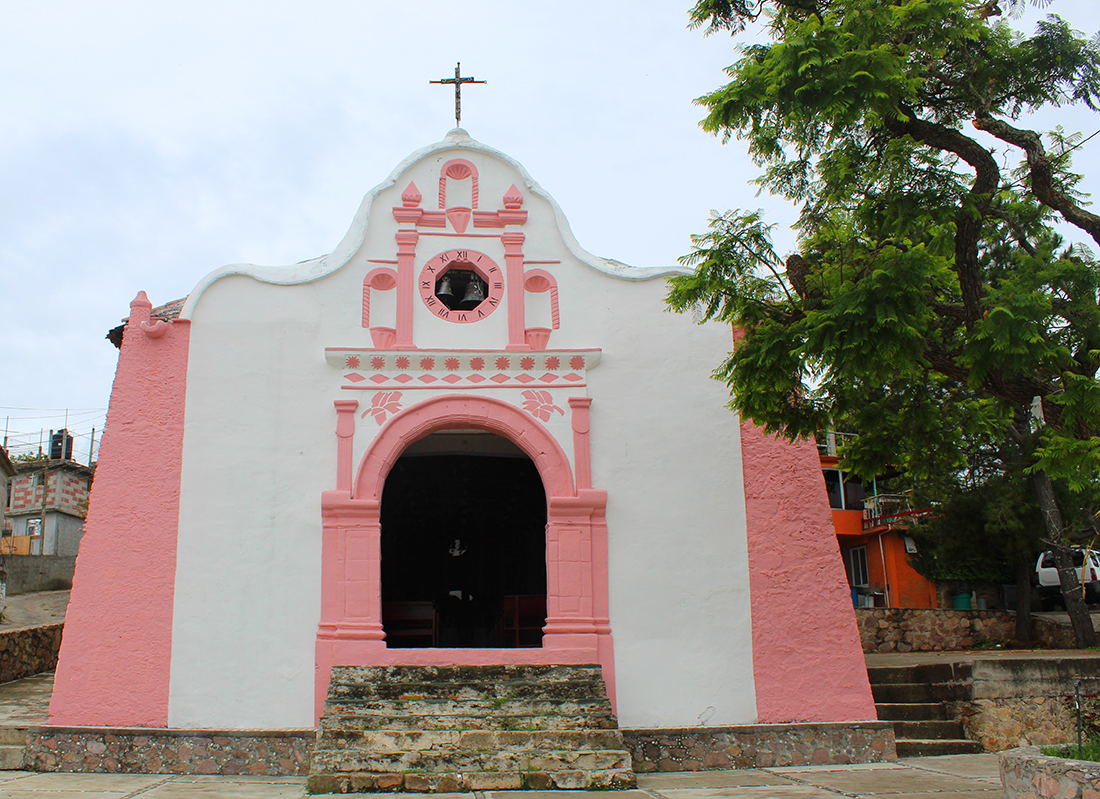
top-left (461, 279), bottom-right (485, 305)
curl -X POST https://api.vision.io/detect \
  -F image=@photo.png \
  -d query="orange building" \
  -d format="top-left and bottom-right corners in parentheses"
top-left (821, 453), bottom-right (937, 609)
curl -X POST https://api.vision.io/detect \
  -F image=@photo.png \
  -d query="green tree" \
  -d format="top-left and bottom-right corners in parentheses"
top-left (669, 0), bottom-right (1100, 644)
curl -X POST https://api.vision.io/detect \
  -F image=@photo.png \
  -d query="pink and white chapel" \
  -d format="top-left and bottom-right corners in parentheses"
top-left (48, 128), bottom-right (875, 743)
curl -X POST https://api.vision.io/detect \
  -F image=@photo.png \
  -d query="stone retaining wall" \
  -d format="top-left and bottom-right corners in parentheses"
top-left (856, 609), bottom-right (1075, 652)
top-left (3, 555), bottom-right (77, 595)
top-left (25, 727), bottom-right (313, 775)
top-left (956, 697), bottom-right (1072, 751)
top-left (951, 659), bottom-right (1100, 751)
top-left (1001, 745), bottom-right (1100, 798)
top-left (622, 722), bottom-right (896, 772)
top-left (0, 623), bottom-right (63, 683)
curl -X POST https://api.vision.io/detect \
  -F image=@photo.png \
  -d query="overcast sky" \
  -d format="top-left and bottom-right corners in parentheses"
top-left (1, 0), bottom-right (1097, 462)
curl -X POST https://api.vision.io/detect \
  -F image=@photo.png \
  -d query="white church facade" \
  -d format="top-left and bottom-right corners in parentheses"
top-left (48, 129), bottom-right (876, 749)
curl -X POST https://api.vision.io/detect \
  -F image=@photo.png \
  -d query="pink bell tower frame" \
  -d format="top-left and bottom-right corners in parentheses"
top-left (316, 394), bottom-right (613, 719)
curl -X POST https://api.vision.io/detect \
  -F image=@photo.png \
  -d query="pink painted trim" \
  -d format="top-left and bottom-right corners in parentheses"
top-left (438, 159), bottom-right (479, 209)
top-left (739, 420), bottom-right (877, 722)
top-left (523, 269), bottom-right (561, 330)
top-left (325, 347), bottom-right (601, 355)
top-left (501, 231), bottom-right (528, 350)
top-left (568, 397), bottom-right (593, 491)
top-left (417, 231), bottom-right (503, 238)
top-left (418, 249), bottom-right (504, 324)
top-left (49, 294), bottom-right (190, 728)
top-left (318, 394), bottom-right (616, 719)
top-left (394, 231), bottom-right (419, 349)
top-left (352, 394), bottom-right (575, 500)
top-left (362, 268), bottom-right (398, 329)
top-left (334, 400), bottom-right (359, 492)
top-left (341, 383), bottom-right (587, 391)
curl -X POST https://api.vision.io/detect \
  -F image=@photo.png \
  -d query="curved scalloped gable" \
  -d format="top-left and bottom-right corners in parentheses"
top-left (51, 129), bottom-right (874, 734)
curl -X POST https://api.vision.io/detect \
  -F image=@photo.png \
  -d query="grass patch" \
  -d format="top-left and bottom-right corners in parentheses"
top-left (1042, 738), bottom-right (1100, 762)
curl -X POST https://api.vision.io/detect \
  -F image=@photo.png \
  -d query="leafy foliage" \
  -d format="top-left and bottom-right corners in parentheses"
top-left (670, 0), bottom-right (1100, 508)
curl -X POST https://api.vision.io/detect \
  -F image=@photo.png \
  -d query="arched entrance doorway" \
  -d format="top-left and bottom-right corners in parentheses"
top-left (317, 394), bottom-right (616, 719)
top-left (380, 430), bottom-right (547, 648)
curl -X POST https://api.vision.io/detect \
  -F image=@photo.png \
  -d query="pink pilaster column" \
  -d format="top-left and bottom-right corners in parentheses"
top-left (334, 400), bottom-right (359, 493)
top-left (502, 231), bottom-right (528, 350)
top-left (395, 229), bottom-right (419, 349)
top-left (543, 497), bottom-right (599, 645)
top-left (317, 496), bottom-right (386, 718)
top-left (568, 397), bottom-right (593, 490)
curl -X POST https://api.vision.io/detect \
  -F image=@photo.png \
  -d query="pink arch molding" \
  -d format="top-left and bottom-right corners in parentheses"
top-left (317, 394), bottom-right (615, 719)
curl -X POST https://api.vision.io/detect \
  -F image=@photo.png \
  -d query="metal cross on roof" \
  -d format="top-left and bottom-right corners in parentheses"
top-left (430, 62), bottom-right (486, 128)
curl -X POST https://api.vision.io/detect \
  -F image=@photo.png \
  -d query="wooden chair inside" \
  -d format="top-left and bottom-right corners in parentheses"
top-left (382, 601), bottom-right (438, 648)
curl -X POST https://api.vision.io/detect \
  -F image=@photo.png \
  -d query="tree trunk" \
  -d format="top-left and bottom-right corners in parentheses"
top-left (1033, 469), bottom-right (1097, 648)
top-left (1015, 560), bottom-right (1035, 643)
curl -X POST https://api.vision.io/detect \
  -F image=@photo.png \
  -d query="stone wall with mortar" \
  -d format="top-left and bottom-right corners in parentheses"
top-left (0, 623), bottom-right (62, 683)
top-left (622, 722), bottom-right (896, 771)
top-left (1001, 746), bottom-right (1100, 799)
top-left (956, 659), bottom-right (1100, 750)
top-left (24, 728), bottom-right (312, 775)
top-left (956, 697), bottom-right (1073, 751)
top-left (856, 608), bottom-right (1075, 652)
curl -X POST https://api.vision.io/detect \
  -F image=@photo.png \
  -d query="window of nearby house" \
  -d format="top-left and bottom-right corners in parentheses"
top-left (848, 546), bottom-right (869, 587)
top-left (824, 469), bottom-right (844, 509)
top-left (823, 468), bottom-right (865, 511)
top-left (844, 478), bottom-right (865, 511)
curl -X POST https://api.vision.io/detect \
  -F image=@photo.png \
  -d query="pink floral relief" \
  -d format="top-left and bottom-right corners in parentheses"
top-left (495, 357), bottom-right (510, 370)
top-left (520, 357), bottom-right (535, 370)
top-left (371, 356), bottom-right (386, 370)
top-left (521, 390), bottom-right (565, 423)
top-left (396, 356), bottom-right (410, 370)
top-left (346, 355), bottom-right (361, 369)
top-left (363, 391), bottom-right (403, 425)
top-left (444, 357), bottom-right (460, 371)
top-left (545, 356), bottom-right (560, 370)
top-left (570, 356), bottom-right (585, 370)
top-left (420, 357), bottom-right (435, 371)
top-left (470, 357), bottom-right (485, 371)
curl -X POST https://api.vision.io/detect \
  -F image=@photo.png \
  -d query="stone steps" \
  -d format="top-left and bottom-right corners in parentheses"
top-left (321, 710), bottom-right (617, 732)
top-left (0, 727), bottom-right (27, 770)
top-left (308, 767), bottom-right (636, 793)
top-left (867, 664), bottom-right (980, 758)
top-left (871, 682), bottom-right (935, 704)
top-left (309, 664), bottom-right (636, 793)
top-left (873, 702), bottom-right (946, 721)
top-left (318, 729), bottom-right (627, 751)
top-left (894, 738), bottom-right (985, 757)
top-left (313, 746), bottom-right (631, 773)
top-left (893, 720), bottom-right (966, 740)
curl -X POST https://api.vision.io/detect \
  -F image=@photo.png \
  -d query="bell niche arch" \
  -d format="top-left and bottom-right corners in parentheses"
top-left (316, 394), bottom-right (615, 719)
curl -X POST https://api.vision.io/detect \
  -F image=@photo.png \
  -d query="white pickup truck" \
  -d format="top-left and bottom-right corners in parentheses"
top-left (1036, 549), bottom-right (1100, 610)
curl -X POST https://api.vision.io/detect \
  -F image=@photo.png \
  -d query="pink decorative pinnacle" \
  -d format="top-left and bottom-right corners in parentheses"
top-left (503, 184), bottom-right (524, 209)
top-left (402, 182), bottom-right (422, 207)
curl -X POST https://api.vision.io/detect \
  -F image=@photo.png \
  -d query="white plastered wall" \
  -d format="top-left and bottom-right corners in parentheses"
top-left (168, 134), bottom-right (755, 728)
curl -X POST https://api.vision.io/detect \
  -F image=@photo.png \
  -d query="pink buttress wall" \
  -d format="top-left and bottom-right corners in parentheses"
top-left (739, 420), bottom-right (877, 722)
top-left (48, 302), bottom-right (189, 727)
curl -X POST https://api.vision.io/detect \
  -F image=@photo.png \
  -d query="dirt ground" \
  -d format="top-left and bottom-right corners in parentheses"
top-left (0, 590), bottom-right (69, 630)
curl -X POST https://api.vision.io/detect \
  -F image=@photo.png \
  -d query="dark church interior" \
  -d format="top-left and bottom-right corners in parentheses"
top-left (380, 431), bottom-right (547, 648)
